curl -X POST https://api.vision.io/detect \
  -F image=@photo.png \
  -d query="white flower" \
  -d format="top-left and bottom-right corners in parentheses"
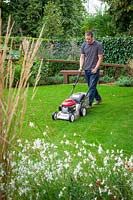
top-left (106, 149), bottom-right (109, 154)
top-left (98, 144), bottom-right (103, 154)
top-left (43, 131), bottom-right (47, 136)
top-left (77, 152), bottom-right (82, 157)
top-left (62, 187), bottom-right (66, 191)
top-left (91, 164), bottom-right (95, 168)
top-left (88, 153), bottom-right (96, 161)
top-left (82, 140), bottom-right (87, 145)
top-left (103, 156), bottom-right (109, 166)
top-left (64, 151), bottom-right (70, 156)
top-left (65, 140), bottom-right (70, 145)
top-left (64, 163), bottom-right (69, 169)
top-left (29, 122), bottom-right (34, 127)
top-left (89, 183), bottom-right (93, 187)
top-left (58, 191), bottom-right (63, 198)
top-left (101, 180), bottom-right (105, 185)
top-left (73, 162), bottom-right (82, 175)
top-left (32, 139), bottom-right (42, 149)
top-left (108, 190), bottom-right (112, 195)
top-left (89, 143), bottom-right (96, 147)
top-left (17, 139), bottom-right (21, 143)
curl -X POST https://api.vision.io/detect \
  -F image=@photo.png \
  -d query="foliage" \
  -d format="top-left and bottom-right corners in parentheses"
top-left (2, 0), bottom-right (48, 37)
top-left (39, 2), bottom-right (64, 39)
top-left (13, 59), bottom-right (64, 86)
top-left (1, 137), bottom-right (133, 199)
top-left (100, 36), bottom-right (133, 64)
top-left (45, 74), bottom-right (64, 85)
top-left (2, 0), bottom-right (85, 38)
top-left (57, 0), bottom-right (85, 38)
top-left (2, 35), bottom-right (133, 85)
top-left (116, 76), bottom-right (133, 87)
top-left (13, 64), bottom-right (22, 86)
top-left (0, 15), bottom-right (43, 199)
top-left (39, 40), bottom-right (77, 60)
top-left (26, 0), bottom-right (46, 37)
top-left (38, 35), bottom-right (133, 65)
top-left (100, 75), bottom-right (115, 83)
top-left (100, 0), bottom-right (132, 35)
top-left (39, 36), bottom-right (132, 79)
top-left (81, 12), bottom-right (115, 37)
top-left (69, 75), bottom-right (86, 83)
top-left (29, 59), bottom-right (49, 86)
top-left (2, 0), bottom-right (132, 38)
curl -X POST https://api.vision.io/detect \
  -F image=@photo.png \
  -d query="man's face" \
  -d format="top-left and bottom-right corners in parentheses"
top-left (85, 35), bottom-right (93, 44)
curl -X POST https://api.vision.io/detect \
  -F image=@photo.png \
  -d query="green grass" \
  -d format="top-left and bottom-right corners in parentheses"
top-left (22, 84), bottom-right (133, 155)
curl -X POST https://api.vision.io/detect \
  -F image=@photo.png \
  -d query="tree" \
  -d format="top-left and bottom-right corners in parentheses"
top-left (100, 0), bottom-right (132, 35)
top-left (2, 0), bottom-right (48, 36)
top-left (40, 2), bottom-right (64, 39)
top-left (81, 11), bottom-right (116, 37)
top-left (58, 0), bottom-right (85, 37)
top-left (2, 0), bottom-right (30, 35)
top-left (2, 0), bottom-right (85, 38)
top-left (26, 0), bottom-right (46, 37)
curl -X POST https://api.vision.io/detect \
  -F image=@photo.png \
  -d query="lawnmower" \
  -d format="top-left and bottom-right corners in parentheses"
top-left (52, 73), bottom-right (90, 122)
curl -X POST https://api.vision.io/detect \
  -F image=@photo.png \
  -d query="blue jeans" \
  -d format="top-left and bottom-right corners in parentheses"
top-left (85, 69), bottom-right (102, 106)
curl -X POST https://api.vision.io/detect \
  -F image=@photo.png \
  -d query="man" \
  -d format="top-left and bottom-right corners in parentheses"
top-left (79, 31), bottom-right (104, 108)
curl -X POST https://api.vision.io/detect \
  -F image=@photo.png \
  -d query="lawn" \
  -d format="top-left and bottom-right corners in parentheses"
top-left (22, 83), bottom-right (133, 155)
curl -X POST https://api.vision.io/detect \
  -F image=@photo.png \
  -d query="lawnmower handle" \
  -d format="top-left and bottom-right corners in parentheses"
top-left (70, 71), bottom-right (82, 96)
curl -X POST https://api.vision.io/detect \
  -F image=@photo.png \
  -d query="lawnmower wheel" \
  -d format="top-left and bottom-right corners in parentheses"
top-left (69, 114), bottom-right (75, 122)
top-left (80, 107), bottom-right (86, 116)
top-left (52, 112), bottom-right (57, 120)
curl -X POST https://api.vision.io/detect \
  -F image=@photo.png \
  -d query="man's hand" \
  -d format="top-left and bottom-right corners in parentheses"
top-left (79, 67), bottom-right (82, 72)
top-left (91, 67), bottom-right (98, 74)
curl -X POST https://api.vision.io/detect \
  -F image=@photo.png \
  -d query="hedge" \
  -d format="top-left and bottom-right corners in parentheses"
top-left (2, 36), bottom-right (133, 85)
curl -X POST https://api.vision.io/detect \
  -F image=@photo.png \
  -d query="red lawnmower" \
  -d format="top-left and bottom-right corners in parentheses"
top-left (52, 74), bottom-right (89, 122)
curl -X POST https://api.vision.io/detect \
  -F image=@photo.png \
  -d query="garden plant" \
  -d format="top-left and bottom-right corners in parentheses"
top-left (0, 14), bottom-right (44, 199)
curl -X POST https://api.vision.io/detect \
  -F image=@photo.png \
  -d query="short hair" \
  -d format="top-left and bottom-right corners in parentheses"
top-left (85, 31), bottom-right (93, 37)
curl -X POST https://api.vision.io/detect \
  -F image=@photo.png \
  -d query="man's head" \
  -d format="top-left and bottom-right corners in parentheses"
top-left (85, 31), bottom-right (94, 44)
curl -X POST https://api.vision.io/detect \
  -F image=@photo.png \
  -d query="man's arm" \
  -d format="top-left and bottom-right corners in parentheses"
top-left (92, 54), bottom-right (103, 73)
top-left (79, 54), bottom-right (85, 71)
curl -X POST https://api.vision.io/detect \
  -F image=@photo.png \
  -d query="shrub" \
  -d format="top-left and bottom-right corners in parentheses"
top-left (13, 64), bottom-right (22, 86)
top-left (100, 36), bottom-right (133, 65)
top-left (116, 76), bottom-right (133, 87)
top-left (45, 75), bottom-right (64, 85)
top-left (100, 75), bottom-right (115, 83)
top-left (69, 75), bottom-right (86, 83)
top-left (1, 136), bottom-right (133, 200)
top-left (6, 35), bottom-right (133, 84)
top-left (27, 59), bottom-right (49, 86)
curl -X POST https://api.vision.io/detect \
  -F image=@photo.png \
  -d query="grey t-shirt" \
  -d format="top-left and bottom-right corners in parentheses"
top-left (80, 40), bottom-right (103, 70)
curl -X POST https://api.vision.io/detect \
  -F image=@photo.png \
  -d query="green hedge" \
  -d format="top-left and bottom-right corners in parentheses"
top-left (3, 36), bottom-right (132, 85)
top-left (38, 36), bottom-right (133, 78)
top-left (100, 36), bottom-right (133, 64)
top-left (3, 35), bottom-right (133, 64)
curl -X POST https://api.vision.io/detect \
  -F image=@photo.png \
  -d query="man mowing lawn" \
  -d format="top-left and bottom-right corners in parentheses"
top-left (79, 31), bottom-right (104, 108)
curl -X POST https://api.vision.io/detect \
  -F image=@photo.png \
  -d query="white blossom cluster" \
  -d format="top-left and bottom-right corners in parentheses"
top-left (0, 133), bottom-right (133, 199)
